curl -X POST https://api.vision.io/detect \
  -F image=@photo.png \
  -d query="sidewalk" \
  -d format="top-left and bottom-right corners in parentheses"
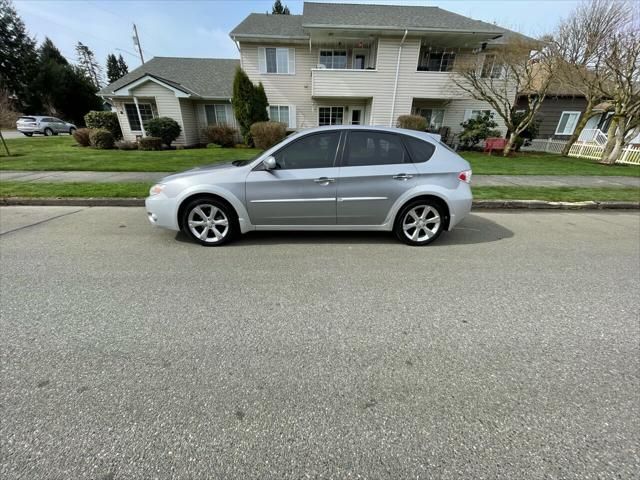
top-left (1, 170), bottom-right (639, 188)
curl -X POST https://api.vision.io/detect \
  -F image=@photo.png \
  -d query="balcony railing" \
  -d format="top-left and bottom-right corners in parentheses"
top-left (311, 68), bottom-right (378, 98)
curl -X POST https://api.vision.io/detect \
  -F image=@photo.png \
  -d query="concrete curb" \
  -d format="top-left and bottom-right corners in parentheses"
top-left (1, 197), bottom-right (639, 210)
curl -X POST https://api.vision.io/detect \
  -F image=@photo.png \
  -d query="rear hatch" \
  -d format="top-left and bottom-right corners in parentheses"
top-left (17, 117), bottom-right (38, 128)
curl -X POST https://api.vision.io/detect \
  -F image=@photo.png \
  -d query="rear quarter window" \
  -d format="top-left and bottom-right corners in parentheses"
top-left (402, 136), bottom-right (436, 163)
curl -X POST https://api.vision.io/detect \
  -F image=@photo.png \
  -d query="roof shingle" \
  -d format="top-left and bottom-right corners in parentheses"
top-left (230, 13), bottom-right (305, 38)
top-left (99, 57), bottom-right (240, 98)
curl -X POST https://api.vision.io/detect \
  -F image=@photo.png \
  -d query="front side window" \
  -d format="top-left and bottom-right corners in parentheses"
top-left (319, 50), bottom-right (347, 69)
top-left (205, 104), bottom-right (227, 125)
top-left (124, 103), bottom-right (154, 131)
top-left (556, 111), bottom-right (581, 135)
top-left (343, 131), bottom-right (409, 167)
top-left (269, 105), bottom-right (290, 126)
top-left (273, 131), bottom-right (340, 169)
top-left (418, 50), bottom-right (456, 72)
top-left (265, 47), bottom-right (290, 73)
top-left (481, 54), bottom-right (504, 79)
top-left (318, 107), bottom-right (344, 126)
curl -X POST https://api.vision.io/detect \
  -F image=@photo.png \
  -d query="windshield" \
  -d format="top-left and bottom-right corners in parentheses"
top-left (232, 151), bottom-right (262, 166)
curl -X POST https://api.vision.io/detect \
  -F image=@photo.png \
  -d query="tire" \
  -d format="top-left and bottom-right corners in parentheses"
top-left (22, 132), bottom-right (33, 137)
top-left (394, 199), bottom-right (446, 246)
top-left (181, 197), bottom-right (237, 246)
top-left (44, 128), bottom-right (53, 136)
top-left (69, 127), bottom-right (76, 135)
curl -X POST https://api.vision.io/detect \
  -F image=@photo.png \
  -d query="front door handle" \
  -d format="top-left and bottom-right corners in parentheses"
top-left (393, 173), bottom-right (414, 180)
top-left (314, 177), bottom-right (336, 185)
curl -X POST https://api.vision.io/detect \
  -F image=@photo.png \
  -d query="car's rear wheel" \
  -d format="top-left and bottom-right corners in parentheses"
top-left (69, 127), bottom-right (76, 135)
top-left (181, 198), bottom-right (237, 246)
top-left (43, 128), bottom-right (53, 136)
top-left (395, 199), bottom-right (445, 246)
top-left (22, 132), bottom-right (33, 137)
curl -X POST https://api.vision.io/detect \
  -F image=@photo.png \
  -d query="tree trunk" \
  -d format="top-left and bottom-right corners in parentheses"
top-left (601, 121), bottom-right (625, 164)
top-left (599, 118), bottom-right (619, 164)
top-left (502, 132), bottom-right (518, 157)
top-left (560, 101), bottom-right (595, 156)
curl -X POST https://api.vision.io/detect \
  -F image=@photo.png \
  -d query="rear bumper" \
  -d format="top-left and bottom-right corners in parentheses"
top-left (17, 127), bottom-right (41, 134)
top-left (447, 183), bottom-right (473, 230)
top-left (145, 195), bottom-right (180, 230)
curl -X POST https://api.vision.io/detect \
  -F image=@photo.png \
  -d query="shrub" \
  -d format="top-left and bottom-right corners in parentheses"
top-left (115, 140), bottom-right (138, 150)
top-left (204, 125), bottom-right (237, 147)
top-left (84, 111), bottom-right (122, 140)
top-left (89, 129), bottom-right (115, 149)
top-left (511, 110), bottom-right (541, 151)
top-left (250, 121), bottom-right (287, 150)
top-left (144, 117), bottom-right (181, 147)
top-left (397, 115), bottom-right (427, 131)
top-left (459, 112), bottom-right (501, 149)
top-left (138, 137), bottom-right (163, 151)
top-left (73, 127), bottom-right (92, 147)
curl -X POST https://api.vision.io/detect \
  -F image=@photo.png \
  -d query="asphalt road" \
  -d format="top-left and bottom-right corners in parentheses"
top-left (1, 207), bottom-right (639, 479)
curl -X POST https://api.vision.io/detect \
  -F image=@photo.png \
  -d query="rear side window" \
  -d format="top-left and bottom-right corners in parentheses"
top-left (343, 131), bottom-right (410, 166)
top-left (402, 136), bottom-right (436, 163)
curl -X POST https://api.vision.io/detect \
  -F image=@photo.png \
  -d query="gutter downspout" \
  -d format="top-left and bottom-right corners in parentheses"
top-left (390, 29), bottom-right (408, 127)
top-left (133, 96), bottom-right (146, 136)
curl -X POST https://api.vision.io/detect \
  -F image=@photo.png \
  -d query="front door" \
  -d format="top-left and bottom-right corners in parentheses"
top-left (246, 131), bottom-right (342, 225)
top-left (337, 130), bottom-right (418, 225)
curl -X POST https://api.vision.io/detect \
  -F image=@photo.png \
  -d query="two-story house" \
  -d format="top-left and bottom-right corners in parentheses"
top-left (100, 2), bottom-right (525, 146)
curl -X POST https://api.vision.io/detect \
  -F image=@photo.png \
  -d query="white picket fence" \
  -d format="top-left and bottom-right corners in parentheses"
top-left (568, 142), bottom-right (640, 165)
top-left (521, 137), bottom-right (640, 165)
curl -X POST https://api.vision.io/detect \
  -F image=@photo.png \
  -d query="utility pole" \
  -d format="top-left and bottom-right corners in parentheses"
top-left (133, 24), bottom-right (145, 64)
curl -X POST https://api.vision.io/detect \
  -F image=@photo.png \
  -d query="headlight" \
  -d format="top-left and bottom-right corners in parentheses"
top-left (149, 183), bottom-right (166, 196)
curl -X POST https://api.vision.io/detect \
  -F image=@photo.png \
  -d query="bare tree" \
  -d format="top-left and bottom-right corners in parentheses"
top-left (552, 0), bottom-right (630, 156)
top-left (598, 21), bottom-right (640, 164)
top-left (453, 36), bottom-right (554, 156)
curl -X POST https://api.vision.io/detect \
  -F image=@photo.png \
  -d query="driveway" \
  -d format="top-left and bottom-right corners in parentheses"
top-left (1, 208), bottom-right (638, 479)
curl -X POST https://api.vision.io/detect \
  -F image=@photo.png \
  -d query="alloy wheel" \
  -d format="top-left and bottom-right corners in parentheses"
top-left (402, 205), bottom-right (441, 242)
top-left (187, 204), bottom-right (230, 244)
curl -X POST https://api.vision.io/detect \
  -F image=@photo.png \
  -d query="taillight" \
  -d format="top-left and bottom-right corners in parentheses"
top-left (458, 170), bottom-right (472, 183)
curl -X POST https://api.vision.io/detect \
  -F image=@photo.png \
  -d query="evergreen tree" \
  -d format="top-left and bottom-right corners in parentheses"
top-left (76, 42), bottom-right (102, 88)
top-left (25, 37), bottom-right (102, 124)
top-left (0, 0), bottom-right (37, 109)
top-left (116, 54), bottom-right (129, 77)
top-left (232, 68), bottom-right (269, 144)
top-left (272, 0), bottom-right (290, 15)
top-left (106, 53), bottom-right (119, 84)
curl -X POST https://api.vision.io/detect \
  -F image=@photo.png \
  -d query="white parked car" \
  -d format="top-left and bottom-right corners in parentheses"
top-left (16, 116), bottom-right (77, 137)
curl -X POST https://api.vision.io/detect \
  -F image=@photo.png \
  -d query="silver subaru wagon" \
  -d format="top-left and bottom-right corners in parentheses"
top-left (146, 126), bottom-right (472, 246)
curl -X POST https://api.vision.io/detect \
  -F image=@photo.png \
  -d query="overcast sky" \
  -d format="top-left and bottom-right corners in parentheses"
top-left (15, 0), bottom-right (580, 71)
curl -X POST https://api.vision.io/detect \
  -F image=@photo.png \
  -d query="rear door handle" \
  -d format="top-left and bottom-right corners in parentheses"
top-left (393, 173), bottom-right (413, 180)
top-left (314, 177), bottom-right (336, 185)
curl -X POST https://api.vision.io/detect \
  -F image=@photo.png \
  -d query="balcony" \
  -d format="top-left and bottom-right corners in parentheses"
top-left (311, 68), bottom-right (378, 98)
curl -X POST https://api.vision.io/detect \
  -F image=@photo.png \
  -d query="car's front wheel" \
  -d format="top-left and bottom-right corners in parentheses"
top-left (395, 199), bottom-right (445, 246)
top-left (181, 198), bottom-right (237, 246)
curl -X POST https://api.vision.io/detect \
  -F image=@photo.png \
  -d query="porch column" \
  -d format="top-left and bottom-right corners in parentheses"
top-left (133, 96), bottom-right (146, 136)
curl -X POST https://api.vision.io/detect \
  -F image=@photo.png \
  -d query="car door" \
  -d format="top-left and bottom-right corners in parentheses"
top-left (336, 130), bottom-right (419, 225)
top-left (245, 130), bottom-right (342, 226)
top-left (51, 118), bottom-right (65, 133)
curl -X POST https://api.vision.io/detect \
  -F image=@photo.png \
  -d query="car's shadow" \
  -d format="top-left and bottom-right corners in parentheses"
top-left (174, 214), bottom-right (513, 247)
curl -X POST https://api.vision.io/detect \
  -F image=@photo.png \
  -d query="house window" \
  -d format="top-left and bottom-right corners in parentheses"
top-left (318, 107), bottom-right (344, 126)
top-left (419, 108), bottom-right (445, 130)
top-left (417, 49), bottom-right (456, 72)
top-left (269, 105), bottom-right (290, 126)
top-left (319, 50), bottom-right (347, 69)
top-left (555, 111), bottom-right (581, 135)
top-left (124, 103), bottom-right (154, 131)
top-left (464, 109), bottom-right (492, 121)
top-left (265, 47), bottom-right (290, 73)
top-left (205, 104), bottom-right (227, 125)
top-left (481, 54), bottom-right (504, 79)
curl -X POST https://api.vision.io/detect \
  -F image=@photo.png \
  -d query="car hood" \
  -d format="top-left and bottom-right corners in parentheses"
top-left (160, 161), bottom-right (248, 182)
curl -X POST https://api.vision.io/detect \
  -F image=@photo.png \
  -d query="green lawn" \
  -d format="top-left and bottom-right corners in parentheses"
top-left (1, 136), bottom-right (639, 176)
top-left (0, 136), bottom-right (261, 172)
top-left (1, 181), bottom-right (638, 203)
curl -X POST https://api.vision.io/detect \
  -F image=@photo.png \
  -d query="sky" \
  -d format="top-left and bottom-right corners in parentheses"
top-left (14, 0), bottom-right (582, 72)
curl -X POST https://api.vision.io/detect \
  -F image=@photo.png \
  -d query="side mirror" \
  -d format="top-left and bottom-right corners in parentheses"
top-left (263, 156), bottom-right (277, 171)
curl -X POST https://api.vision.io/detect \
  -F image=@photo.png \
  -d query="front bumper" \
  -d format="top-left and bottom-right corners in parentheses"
top-left (145, 195), bottom-right (180, 231)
